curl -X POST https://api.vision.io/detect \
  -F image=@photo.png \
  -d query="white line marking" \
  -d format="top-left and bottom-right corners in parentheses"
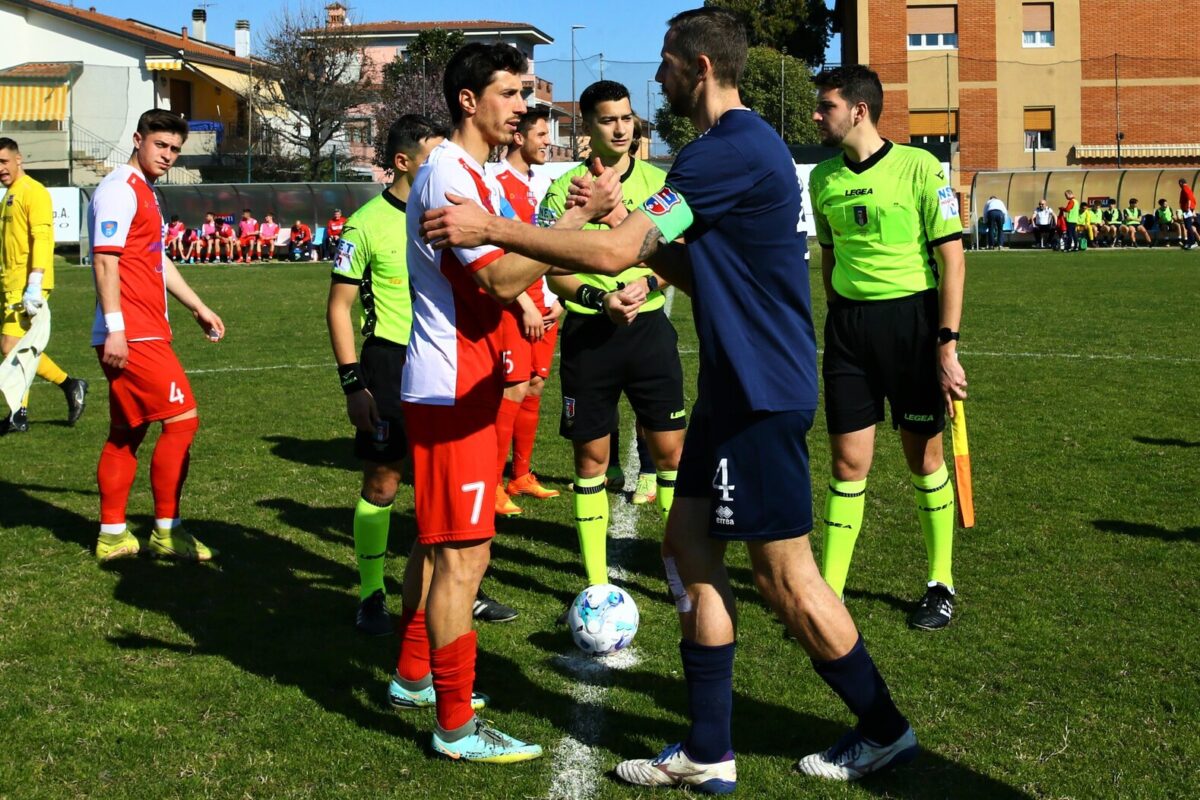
top-left (672, 347), bottom-right (1196, 365)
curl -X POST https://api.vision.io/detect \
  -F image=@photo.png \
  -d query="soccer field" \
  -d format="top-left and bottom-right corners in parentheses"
top-left (1, 249), bottom-right (1197, 799)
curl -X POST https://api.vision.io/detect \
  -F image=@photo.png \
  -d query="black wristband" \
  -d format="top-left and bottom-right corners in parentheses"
top-left (645, 275), bottom-right (660, 293)
top-left (576, 284), bottom-right (607, 312)
top-left (338, 362), bottom-right (366, 395)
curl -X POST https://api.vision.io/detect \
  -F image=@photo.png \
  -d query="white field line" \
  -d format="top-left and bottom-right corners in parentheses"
top-left (547, 288), bottom-right (673, 800)
top-left (672, 347), bottom-right (1197, 365)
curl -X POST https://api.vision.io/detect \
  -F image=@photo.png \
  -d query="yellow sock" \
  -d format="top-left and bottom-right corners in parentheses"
top-left (36, 354), bottom-right (68, 386)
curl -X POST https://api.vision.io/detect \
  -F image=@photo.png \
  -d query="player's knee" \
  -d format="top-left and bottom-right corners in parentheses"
top-left (528, 376), bottom-right (545, 397)
top-left (361, 467), bottom-right (401, 506)
top-left (503, 381), bottom-right (530, 402)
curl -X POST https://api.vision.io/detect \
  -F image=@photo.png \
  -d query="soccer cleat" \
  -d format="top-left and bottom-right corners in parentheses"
top-left (147, 527), bottom-right (218, 562)
top-left (95, 529), bottom-right (140, 562)
top-left (494, 485), bottom-right (522, 517)
top-left (632, 473), bottom-right (657, 505)
top-left (907, 583), bottom-right (955, 630)
top-left (473, 590), bottom-right (518, 623)
top-left (605, 464), bottom-right (626, 491)
top-left (387, 672), bottom-right (488, 711)
top-left (507, 472), bottom-right (559, 499)
top-left (615, 743), bottom-right (737, 794)
top-left (62, 378), bottom-right (89, 425)
top-left (795, 726), bottom-right (918, 781)
top-left (431, 718), bottom-right (542, 763)
top-left (9, 408), bottom-right (29, 433)
top-left (356, 589), bottom-right (392, 636)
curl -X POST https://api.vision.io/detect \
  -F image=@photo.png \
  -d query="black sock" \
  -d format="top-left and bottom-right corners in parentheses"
top-left (812, 636), bottom-right (909, 745)
top-left (681, 639), bottom-right (735, 762)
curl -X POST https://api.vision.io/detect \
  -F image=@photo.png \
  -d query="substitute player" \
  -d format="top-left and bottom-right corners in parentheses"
top-left (90, 109), bottom-right (226, 563)
top-left (486, 108), bottom-right (562, 515)
top-left (327, 114), bottom-right (447, 636)
top-left (808, 65), bottom-right (967, 631)
top-left (236, 208), bottom-right (258, 263)
top-left (421, 9), bottom-right (916, 787)
top-left (539, 80), bottom-right (685, 601)
top-left (0, 137), bottom-right (88, 433)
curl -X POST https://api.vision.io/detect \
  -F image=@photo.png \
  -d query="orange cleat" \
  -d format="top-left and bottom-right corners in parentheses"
top-left (495, 484), bottom-right (523, 516)
top-left (507, 472), bottom-right (561, 499)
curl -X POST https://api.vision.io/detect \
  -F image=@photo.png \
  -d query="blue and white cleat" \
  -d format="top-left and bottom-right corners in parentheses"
top-left (386, 672), bottom-right (488, 711)
top-left (614, 743), bottom-right (737, 794)
top-left (795, 726), bottom-right (918, 781)
top-left (431, 718), bottom-right (543, 763)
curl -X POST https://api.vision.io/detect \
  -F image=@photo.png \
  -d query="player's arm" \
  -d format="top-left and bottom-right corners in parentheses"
top-left (469, 202), bottom-right (599, 302)
top-left (820, 246), bottom-right (835, 304)
top-left (514, 291), bottom-right (545, 341)
top-left (163, 255), bottom-right (224, 342)
top-left (918, 159), bottom-right (967, 416)
top-left (326, 279), bottom-right (378, 432)
top-left (21, 189), bottom-right (55, 315)
top-left (93, 252), bottom-right (127, 368)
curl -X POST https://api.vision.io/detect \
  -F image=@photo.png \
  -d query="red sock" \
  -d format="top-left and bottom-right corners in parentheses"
top-left (150, 417), bottom-right (199, 520)
top-left (395, 606), bottom-right (431, 681)
top-left (98, 425), bottom-right (148, 524)
top-left (512, 393), bottom-right (541, 479)
top-left (431, 630), bottom-right (478, 731)
top-left (495, 397), bottom-right (521, 484)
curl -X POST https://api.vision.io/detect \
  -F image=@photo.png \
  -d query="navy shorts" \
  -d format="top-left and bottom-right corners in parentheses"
top-left (676, 401), bottom-right (815, 541)
top-left (354, 336), bottom-right (408, 464)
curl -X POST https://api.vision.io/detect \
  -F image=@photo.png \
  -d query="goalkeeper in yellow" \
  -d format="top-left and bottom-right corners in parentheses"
top-left (0, 137), bottom-right (88, 433)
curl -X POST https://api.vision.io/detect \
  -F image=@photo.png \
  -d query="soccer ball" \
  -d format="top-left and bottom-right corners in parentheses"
top-left (567, 584), bottom-right (639, 656)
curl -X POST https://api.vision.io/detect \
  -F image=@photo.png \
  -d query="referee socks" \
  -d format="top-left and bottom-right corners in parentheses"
top-left (573, 474), bottom-right (609, 585)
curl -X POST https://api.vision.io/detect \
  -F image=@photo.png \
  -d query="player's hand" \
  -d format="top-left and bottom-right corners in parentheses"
top-left (618, 280), bottom-right (648, 306)
top-left (422, 193), bottom-right (491, 250)
top-left (521, 302), bottom-right (545, 342)
top-left (346, 388), bottom-right (380, 434)
top-left (603, 289), bottom-right (641, 326)
top-left (939, 348), bottom-right (967, 417)
top-left (102, 330), bottom-right (128, 369)
top-left (21, 288), bottom-right (43, 317)
top-left (542, 300), bottom-right (563, 327)
top-left (194, 305), bottom-right (225, 342)
top-left (575, 160), bottom-right (623, 225)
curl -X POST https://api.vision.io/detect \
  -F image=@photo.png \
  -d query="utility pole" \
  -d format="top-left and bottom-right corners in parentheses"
top-left (1114, 53), bottom-right (1123, 169)
top-left (571, 25), bottom-right (585, 159)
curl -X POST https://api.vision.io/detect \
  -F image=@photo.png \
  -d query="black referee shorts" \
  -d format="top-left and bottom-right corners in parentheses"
top-left (558, 307), bottom-right (687, 442)
top-left (823, 289), bottom-right (945, 436)
top-left (354, 336), bottom-right (409, 463)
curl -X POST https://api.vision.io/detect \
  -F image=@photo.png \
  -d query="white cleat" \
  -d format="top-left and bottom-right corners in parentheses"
top-left (795, 726), bottom-right (918, 781)
top-left (615, 743), bottom-right (736, 794)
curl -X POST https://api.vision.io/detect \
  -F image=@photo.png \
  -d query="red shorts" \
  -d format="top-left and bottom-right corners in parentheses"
top-left (499, 306), bottom-right (558, 382)
top-left (404, 401), bottom-right (499, 545)
top-left (97, 339), bottom-right (195, 427)
top-left (239, 235), bottom-right (257, 247)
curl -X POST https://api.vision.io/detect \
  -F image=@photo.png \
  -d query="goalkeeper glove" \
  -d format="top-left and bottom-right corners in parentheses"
top-left (22, 272), bottom-right (44, 317)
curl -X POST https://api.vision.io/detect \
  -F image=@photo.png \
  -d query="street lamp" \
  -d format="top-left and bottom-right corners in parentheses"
top-left (571, 24), bottom-right (585, 159)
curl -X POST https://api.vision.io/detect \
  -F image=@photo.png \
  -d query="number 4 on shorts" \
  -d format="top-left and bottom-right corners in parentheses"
top-left (169, 382), bottom-right (186, 404)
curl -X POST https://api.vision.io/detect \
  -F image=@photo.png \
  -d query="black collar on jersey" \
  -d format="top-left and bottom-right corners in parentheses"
top-left (381, 189), bottom-right (407, 213)
top-left (619, 157), bottom-right (637, 184)
top-left (842, 139), bottom-right (893, 175)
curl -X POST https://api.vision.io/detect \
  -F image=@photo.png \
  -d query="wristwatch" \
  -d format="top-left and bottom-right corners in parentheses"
top-left (937, 328), bottom-right (960, 345)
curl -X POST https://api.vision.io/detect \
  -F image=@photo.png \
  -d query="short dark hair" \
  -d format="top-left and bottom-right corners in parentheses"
top-left (243, 208), bottom-right (252, 214)
top-left (812, 65), bottom-right (885, 124)
top-left (382, 114), bottom-right (448, 165)
top-left (0, 137), bottom-right (19, 153)
top-left (516, 107), bottom-right (550, 136)
top-left (170, 214), bottom-right (179, 222)
top-left (442, 42), bottom-right (528, 124)
top-left (136, 109), bottom-right (189, 141)
top-left (579, 80), bottom-right (631, 118)
top-left (1128, 198), bottom-right (1138, 204)
top-left (665, 7), bottom-right (748, 87)
top-left (206, 210), bottom-right (215, 217)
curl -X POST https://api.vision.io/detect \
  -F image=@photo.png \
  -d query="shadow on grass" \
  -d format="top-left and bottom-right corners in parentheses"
top-left (1132, 435), bottom-right (1200, 448)
top-left (263, 434), bottom-right (358, 471)
top-left (1093, 519), bottom-right (1200, 543)
top-left (844, 588), bottom-right (915, 615)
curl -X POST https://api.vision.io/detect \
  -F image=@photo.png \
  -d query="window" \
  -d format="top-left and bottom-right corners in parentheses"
top-left (1024, 108), bottom-right (1055, 151)
top-left (910, 110), bottom-right (958, 144)
top-left (907, 6), bottom-right (958, 49)
top-left (1022, 3), bottom-right (1055, 47)
top-left (344, 118), bottom-right (372, 145)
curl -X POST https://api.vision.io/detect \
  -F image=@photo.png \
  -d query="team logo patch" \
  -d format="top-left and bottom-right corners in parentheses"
top-left (333, 239), bottom-right (356, 273)
top-left (564, 396), bottom-right (576, 420)
top-left (853, 205), bottom-right (868, 226)
top-left (643, 186), bottom-right (682, 216)
top-left (937, 186), bottom-right (959, 220)
top-left (100, 220), bottom-right (119, 238)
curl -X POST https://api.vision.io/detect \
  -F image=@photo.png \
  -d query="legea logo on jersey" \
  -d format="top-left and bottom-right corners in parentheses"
top-left (644, 187), bottom-right (682, 216)
top-left (100, 220), bottom-right (118, 238)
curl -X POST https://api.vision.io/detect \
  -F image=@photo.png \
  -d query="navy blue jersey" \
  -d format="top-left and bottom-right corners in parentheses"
top-left (642, 108), bottom-right (815, 414)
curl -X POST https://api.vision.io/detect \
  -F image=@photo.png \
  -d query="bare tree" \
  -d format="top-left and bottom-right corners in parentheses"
top-left (253, 5), bottom-right (374, 180)
top-left (371, 28), bottom-right (463, 167)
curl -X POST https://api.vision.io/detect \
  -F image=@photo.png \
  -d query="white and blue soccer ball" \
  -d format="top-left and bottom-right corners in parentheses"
top-left (568, 584), bottom-right (639, 656)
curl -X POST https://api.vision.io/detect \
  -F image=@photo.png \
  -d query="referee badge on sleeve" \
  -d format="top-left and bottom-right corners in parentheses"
top-left (937, 187), bottom-right (959, 220)
top-left (333, 239), bottom-right (356, 273)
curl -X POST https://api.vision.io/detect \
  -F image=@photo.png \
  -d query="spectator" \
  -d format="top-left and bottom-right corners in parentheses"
top-left (323, 208), bottom-right (346, 260)
top-left (289, 219), bottom-right (313, 261)
top-left (236, 208), bottom-right (259, 263)
top-left (983, 195), bottom-right (1008, 249)
top-left (1178, 179), bottom-right (1198, 250)
top-left (1120, 198), bottom-right (1150, 248)
top-left (1060, 189), bottom-right (1080, 252)
top-left (258, 213), bottom-right (280, 261)
top-left (1090, 202), bottom-right (1113, 247)
top-left (1053, 206), bottom-right (1069, 251)
top-left (200, 211), bottom-right (218, 263)
top-left (1154, 199), bottom-right (1181, 246)
top-left (216, 215), bottom-right (239, 262)
top-left (165, 214), bottom-right (187, 261)
top-left (1032, 199), bottom-right (1055, 249)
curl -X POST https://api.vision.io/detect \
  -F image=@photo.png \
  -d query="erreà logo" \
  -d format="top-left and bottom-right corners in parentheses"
top-left (644, 186), bottom-right (681, 216)
top-left (100, 220), bottom-right (118, 238)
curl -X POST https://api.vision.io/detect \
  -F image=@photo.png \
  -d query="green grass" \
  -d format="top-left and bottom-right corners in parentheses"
top-left (1, 248), bottom-right (1197, 799)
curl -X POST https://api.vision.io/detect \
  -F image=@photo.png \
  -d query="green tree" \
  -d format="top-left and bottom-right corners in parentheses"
top-left (654, 46), bottom-right (817, 155)
top-left (373, 29), bottom-right (465, 165)
top-left (705, 0), bottom-right (832, 67)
